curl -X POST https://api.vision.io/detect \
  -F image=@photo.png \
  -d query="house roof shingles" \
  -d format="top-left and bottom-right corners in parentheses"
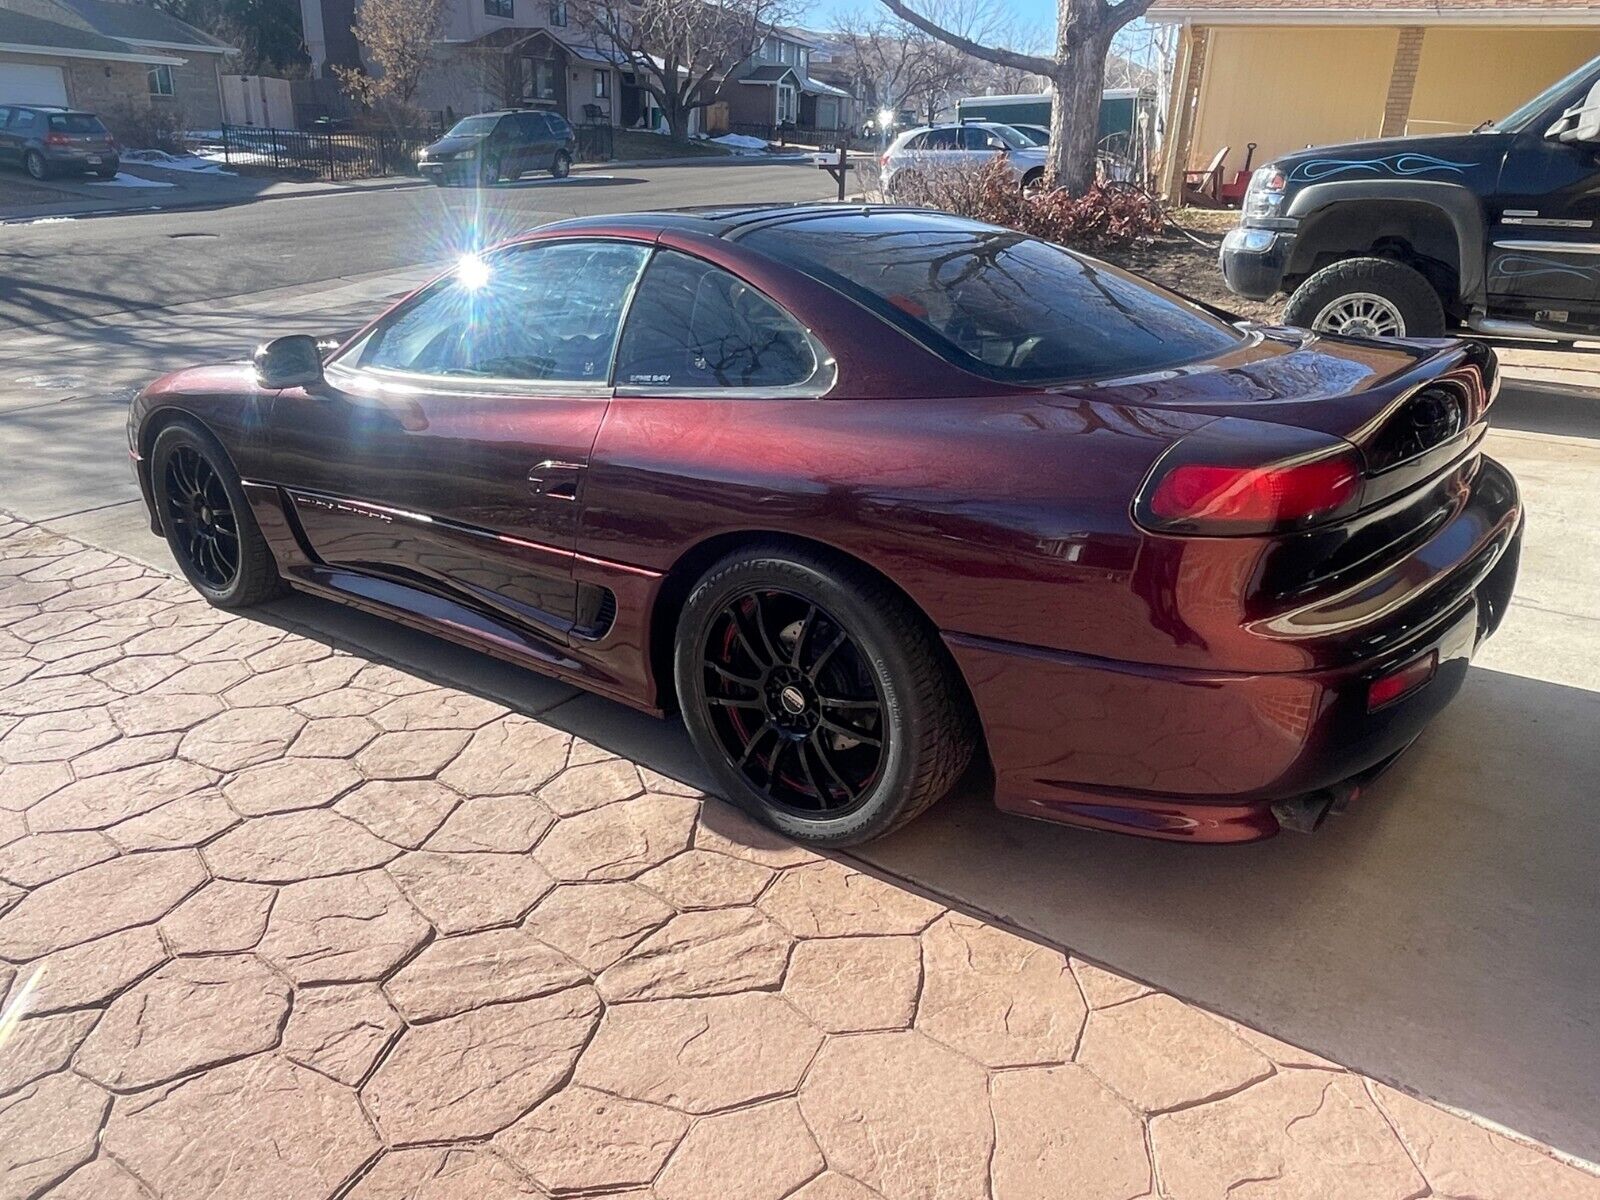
top-left (1150, 0), bottom-right (1600, 12)
top-left (44, 0), bottom-right (233, 50)
top-left (0, 5), bottom-right (143, 55)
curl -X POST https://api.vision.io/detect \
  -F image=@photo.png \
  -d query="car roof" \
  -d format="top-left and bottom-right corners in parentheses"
top-left (533, 203), bottom-right (987, 244)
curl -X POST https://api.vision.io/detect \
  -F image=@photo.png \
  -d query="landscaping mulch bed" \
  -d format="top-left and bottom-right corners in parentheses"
top-left (1096, 207), bottom-right (1284, 325)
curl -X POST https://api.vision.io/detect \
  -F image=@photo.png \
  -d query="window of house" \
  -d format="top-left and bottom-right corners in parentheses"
top-left (357, 241), bottom-right (651, 383)
top-left (593, 70), bottom-right (609, 99)
top-left (485, 0), bottom-right (512, 16)
top-left (615, 250), bottom-right (821, 390)
top-left (549, 1), bottom-right (567, 25)
top-left (776, 83), bottom-right (795, 124)
top-left (147, 65), bottom-right (175, 97)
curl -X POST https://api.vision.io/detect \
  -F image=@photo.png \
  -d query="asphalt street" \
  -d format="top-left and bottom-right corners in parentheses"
top-left (3, 165), bottom-right (1599, 1165)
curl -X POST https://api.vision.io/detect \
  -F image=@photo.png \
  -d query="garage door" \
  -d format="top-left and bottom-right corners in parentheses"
top-left (0, 63), bottom-right (69, 107)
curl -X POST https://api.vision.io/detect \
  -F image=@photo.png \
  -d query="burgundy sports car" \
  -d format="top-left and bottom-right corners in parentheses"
top-left (129, 205), bottom-right (1522, 845)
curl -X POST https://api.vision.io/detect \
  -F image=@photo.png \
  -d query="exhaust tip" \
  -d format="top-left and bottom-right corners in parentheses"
top-left (1271, 791), bottom-right (1336, 835)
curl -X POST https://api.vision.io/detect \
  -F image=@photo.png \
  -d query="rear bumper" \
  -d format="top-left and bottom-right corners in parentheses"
top-left (949, 464), bottom-right (1523, 843)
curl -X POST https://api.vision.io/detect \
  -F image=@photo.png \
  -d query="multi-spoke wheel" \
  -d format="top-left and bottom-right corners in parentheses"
top-left (150, 422), bottom-right (286, 608)
top-left (676, 547), bottom-right (976, 846)
top-left (1284, 257), bottom-right (1445, 339)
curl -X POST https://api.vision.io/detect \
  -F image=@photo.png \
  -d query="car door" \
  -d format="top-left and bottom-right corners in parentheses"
top-left (266, 238), bottom-right (651, 639)
top-left (1489, 89), bottom-right (1600, 319)
top-left (960, 123), bottom-right (1008, 167)
top-left (0, 110), bottom-right (14, 166)
top-left (521, 113), bottom-right (554, 172)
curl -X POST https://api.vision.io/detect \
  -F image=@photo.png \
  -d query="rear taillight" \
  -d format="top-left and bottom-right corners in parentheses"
top-left (1368, 651), bottom-right (1437, 710)
top-left (1135, 418), bottom-right (1364, 536)
top-left (43, 133), bottom-right (70, 147)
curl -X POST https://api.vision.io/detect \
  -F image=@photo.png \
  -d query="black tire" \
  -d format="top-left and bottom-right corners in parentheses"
top-left (478, 156), bottom-right (499, 187)
top-left (1021, 167), bottom-right (1045, 193)
top-left (150, 421), bottom-right (286, 609)
top-left (25, 151), bottom-right (48, 181)
top-left (550, 149), bottom-right (572, 179)
top-left (1283, 257), bottom-right (1445, 339)
top-left (675, 545), bottom-right (976, 847)
top-left (95, 167), bottom-right (117, 179)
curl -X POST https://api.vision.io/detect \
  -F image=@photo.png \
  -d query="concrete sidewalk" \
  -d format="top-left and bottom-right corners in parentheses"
top-left (1, 515), bottom-right (1596, 1199)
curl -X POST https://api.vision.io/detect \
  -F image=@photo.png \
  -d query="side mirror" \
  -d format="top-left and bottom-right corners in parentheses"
top-left (1551, 78), bottom-right (1600, 143)
top-left (253, 334), bottom-right (324, 390)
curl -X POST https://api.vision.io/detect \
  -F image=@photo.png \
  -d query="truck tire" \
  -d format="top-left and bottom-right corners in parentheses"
top-left (1284, 257), bottom-right (1445, 339)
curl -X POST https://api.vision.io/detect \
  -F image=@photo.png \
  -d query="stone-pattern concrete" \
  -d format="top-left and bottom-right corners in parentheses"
top-left (0, 516), bottom-right (1596, 1199)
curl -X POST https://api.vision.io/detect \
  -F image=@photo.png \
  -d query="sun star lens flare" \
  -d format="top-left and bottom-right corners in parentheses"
top-left (457, 254), bottom-right (490, 290)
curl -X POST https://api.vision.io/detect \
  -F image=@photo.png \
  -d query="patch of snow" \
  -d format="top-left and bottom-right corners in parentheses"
top-left (28, 216), bottom-right (76, 225)
top-left (711, 133), bottom-right (769, 154)
top-left (121, 149), bottom-right (236, 176)
top-left (86, 173), bottom-right (175, 189)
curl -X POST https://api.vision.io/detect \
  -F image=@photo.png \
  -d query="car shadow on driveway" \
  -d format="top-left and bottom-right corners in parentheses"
top-left (253, 584), bottom-right (1600, 1166)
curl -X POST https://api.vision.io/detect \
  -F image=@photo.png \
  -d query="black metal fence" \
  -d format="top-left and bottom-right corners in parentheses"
top-left (574, 123), bottom-right (613, 164)
top-left (212, 124), bottom-right (442, 181)
top-left (212, 120), bottom-right (614, 181)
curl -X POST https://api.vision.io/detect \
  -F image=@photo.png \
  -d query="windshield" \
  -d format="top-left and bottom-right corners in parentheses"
top-left (445, 115), bottom-right (499, 138)
top-left (981, 123), bottom-right (1030, 149)
top-left (746, 212), bottom-right (1245, 386)
top-left (1491, 57), bottom-right (1599, 132)
top-left (49, 114), bottom-right (107, 134)
top-left (1010, 125), bottom-right (1051, 146)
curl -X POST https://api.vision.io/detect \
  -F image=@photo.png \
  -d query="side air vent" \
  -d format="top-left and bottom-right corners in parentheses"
top-left (573, 584), bottom-right (617, 640)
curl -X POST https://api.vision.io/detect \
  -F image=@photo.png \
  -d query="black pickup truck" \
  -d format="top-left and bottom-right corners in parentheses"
top-left (1220, 54), bottom-right (1600, 341)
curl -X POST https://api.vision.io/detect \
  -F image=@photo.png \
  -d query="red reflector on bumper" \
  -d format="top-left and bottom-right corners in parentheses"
top-left (1368, 651), bottom-right (1438, 711)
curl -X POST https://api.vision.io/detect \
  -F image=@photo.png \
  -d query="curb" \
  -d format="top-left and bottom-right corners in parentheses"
top-left (0, 175), bottom-right (433, 225)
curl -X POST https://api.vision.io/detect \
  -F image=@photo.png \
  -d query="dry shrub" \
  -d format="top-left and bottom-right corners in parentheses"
top-left (883, 158), bottom-right (1163, 253)
top-left (99, 103), bottom-right (190, 153)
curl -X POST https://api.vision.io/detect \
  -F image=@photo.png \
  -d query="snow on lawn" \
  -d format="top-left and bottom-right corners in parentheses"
top-left (121, 150), bottom-right (236, 176)
top-left (87, 173), bottom-right (175, 188)
top-left (711, 133), bottom-right (769, 154)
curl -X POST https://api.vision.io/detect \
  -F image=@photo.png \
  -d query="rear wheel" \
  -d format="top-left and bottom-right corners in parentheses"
top-left (551, 149), bottom-right (572, 178)
top-left (94, 167), bottom-right (117, 179)
top-left (1284, 257), bottom-right (1445, 339)
top-left (25, 151), bottom-right (48, 180)
top-left (151, 422), bottom-right (286, 609)
top-left (675, 547), bottom-right (976, 847)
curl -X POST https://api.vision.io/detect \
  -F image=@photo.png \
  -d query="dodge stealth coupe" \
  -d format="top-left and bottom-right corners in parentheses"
top-left (129, 205), bottom-right (1523, 845)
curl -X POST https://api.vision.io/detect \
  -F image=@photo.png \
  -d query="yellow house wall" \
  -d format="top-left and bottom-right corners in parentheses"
top-left (1189, 26), bottom-right (1399, 171)
top-left (1407, 28), bottom-right (1600, 135)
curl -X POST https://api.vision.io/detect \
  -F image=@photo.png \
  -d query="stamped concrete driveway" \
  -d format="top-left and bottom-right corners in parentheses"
top-left (2, 515), bottom-right (1599, 1200)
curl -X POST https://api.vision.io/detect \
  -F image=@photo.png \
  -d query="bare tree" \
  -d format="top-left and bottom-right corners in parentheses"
top-left (878, 0), bottom-right (1158, 192)
top-left (336, 0), bottom-right (446, 112)
top-left (577, 0), bottom-right (793, 143)
top-left (836, 1), bottom-right (1026, 126)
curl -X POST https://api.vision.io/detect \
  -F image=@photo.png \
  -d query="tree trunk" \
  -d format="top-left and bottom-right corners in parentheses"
top-left (1045, 17), bottom-right (1111, 194)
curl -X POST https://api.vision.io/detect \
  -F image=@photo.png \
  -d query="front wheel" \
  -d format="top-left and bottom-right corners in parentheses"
top-left (550, 149), bottom-right (572, 178)
top-left (1284, 257), bottom-right (1445, 339)
top-left (477, 156), bottom-right (500, 187)
top-left (675, 547), bottom-right (976, 847)
top-left (151, 422), bottom-right (286, 609)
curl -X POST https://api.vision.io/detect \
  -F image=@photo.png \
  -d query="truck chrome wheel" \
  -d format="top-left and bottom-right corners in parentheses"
top-left (1312, 293), bottom-right (1406, 338)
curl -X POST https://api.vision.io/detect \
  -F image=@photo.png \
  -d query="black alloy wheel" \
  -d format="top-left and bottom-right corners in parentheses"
top-left (163, 444), bottom-right (239, 591)
top-left (701, 588), bottom-right (887, 818)
top-left (676, 547), bottom-right (976, 846)
top-left (551, 149), bottom-right (572, 178)
top-left (150, 422), bottom-right (286, 608)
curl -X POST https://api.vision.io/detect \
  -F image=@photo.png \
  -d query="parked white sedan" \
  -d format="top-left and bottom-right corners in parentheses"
top-left (879, 122), bottom-right (1049, 196)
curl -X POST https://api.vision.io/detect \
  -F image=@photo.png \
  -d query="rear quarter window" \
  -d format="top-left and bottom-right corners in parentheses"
top-left (744, 213), bottom-right (1245, 386)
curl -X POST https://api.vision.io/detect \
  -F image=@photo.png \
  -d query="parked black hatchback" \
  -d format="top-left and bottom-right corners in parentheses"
top-left (418, 110), bottom-right (575, 187)
top-left (0, 105), bottom-right (118, 179)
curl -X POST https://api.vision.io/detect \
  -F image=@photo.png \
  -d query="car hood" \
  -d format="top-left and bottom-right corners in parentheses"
top-left (1270, 132), bottom-right (1503, 186)
top-left (423, 135), bottom-right (483, 157)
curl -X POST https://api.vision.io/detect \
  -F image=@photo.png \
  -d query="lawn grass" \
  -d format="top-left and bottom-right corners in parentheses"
top-left (611, 131), bottom-right (732, 161)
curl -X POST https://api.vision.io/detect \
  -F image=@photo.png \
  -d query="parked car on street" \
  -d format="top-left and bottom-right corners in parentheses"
top-left (0, 104), bottom-right (117, 179)
top-left (129, 205), bottom-right (1521, 846)
top-left (880, 121), bottom-right (1048, 195)
top-left (1221, 53), bottom-right (1600, 342)
top-left (417, 109), bottom-right (575, 187)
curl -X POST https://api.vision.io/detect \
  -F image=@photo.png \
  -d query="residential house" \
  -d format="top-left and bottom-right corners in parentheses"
top-left (712, 26), bottom-right (855, 133)
top-left (1152, 0), bottom-right (1600, 197)
top-left (0, 0), bottom-right (235, 127)
top-left (300, 0), bottom-right (661, 129)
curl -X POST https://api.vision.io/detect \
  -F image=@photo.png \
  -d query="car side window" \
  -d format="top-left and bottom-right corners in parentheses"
top-left (548, 114), bottom-right (572, 138)
top-left (961, 126), bottom-right (1005, 151)
top-left (11, 110), bottom-right (38, 133)
top-left (924, 128), bottom-right (958, 150)
top-left (519, 113), bottom-right (548, 139)
top-left (0, 109), bottom-right (11, 127)
top-left (614, 250), bottom-right (821, 391)
top-left (902, 132), bottom-right (928, 151)
top-left (356, 240), bottom-right (650, 384)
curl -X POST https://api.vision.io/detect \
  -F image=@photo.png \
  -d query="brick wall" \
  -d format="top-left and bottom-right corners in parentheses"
top-left (167, 52), bottom-right (224, 128)
top-left (64, 57), bottom-right (149, 112)
top-left (1380, 26), bottom-right (1425, 138)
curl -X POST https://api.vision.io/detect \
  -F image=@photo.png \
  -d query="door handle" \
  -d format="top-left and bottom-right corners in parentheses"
top-left (528, 460), bottom-right (584, 501)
